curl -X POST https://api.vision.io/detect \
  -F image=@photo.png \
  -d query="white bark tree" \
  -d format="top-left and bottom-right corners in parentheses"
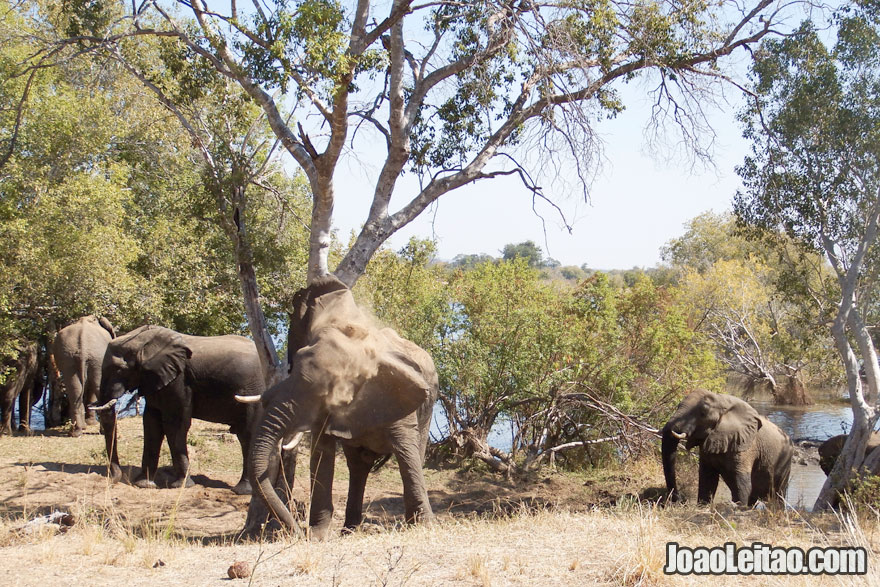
top-left (54, 0), bottom-right (793, 287)
top-left (735, 14), bottom-right (880, 509)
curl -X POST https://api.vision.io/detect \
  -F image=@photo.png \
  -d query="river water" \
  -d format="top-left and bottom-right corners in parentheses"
top-left (753, 399), bottom-right (853, 510)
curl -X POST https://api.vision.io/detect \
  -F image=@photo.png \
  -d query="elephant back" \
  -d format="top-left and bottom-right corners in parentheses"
top-left (181, 333), bottom-right (263, 388)
top-left (53, 316), bottom-right (115, 365)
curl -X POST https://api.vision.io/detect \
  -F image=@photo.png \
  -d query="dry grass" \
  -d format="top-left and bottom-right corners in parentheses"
top-left (1, 419), bottom-right (879, 585)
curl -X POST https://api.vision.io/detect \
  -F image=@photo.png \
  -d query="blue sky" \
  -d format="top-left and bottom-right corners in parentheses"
top-left (331, 81), bottom-right (749, 271)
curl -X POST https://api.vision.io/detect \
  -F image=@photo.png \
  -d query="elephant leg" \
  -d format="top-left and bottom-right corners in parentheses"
top-left (135, 405), bottom-right (163, 489)
top-left (732, 472), bottom-right (753, 505)
top-left (342, 445), bottom-right (374, 531)
top-left (0, 396), bottom-right (11, 436)
top-left (697, 460), bottom-right (720, 505)
top-left (308, 433), bottom-right (336, 541)
top-left (163, 395), bottom-right (194, 489)
top-left (17, 380), bottom-right (32, 433)
top-left (232, 424), bottom-right (252, 495)
top-left (389, 423), bottom-right (434, 525)
top-left (65, 374), bottom-right (86, 437)
top-left (83, 362), bottom-right (102, 426)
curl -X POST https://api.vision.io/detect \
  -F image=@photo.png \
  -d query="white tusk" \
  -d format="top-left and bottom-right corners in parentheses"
top-left (670, 430), bottom-right (687, 440)
top-left (89, 399), bottom-right (117, 412)
top-left (234, 394), bottom-right (261, 404)
top-left (281, 432), bottom-right (304, 451)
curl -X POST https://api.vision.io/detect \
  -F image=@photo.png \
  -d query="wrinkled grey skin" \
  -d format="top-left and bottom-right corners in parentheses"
top-left (250, 276), bottom-right (439, 540)
top-left (52, 316), bottom-right (116, 437)
top-left (662, 389), bottom-right (793, 505)
top-left (97, 325), bottom-right (264, 494)
top-left (0, 342), bottom-right (41, 435)
top-left (818, 432), bottom-right (880, 476)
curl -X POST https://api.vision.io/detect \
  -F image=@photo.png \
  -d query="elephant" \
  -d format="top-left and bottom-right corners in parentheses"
top-left (818, 432), bottom-right (880, 476)
top-left (93, 325), bottom-right (265, 494)
top-left (661, 389), bottom-right (793, 505)
top-left (51, 315), bottom-right (117, 436)
top-left (242, 275), bottom-right (439, 540)
top-left (1, 342), bottom-right (41, 435)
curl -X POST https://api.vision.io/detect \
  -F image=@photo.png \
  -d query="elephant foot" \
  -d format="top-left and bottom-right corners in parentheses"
top-left (232, 479), bottom-right (252, 495)
top-left (342, 522), bottom-right (383, 536)
top-left (133, 477), bottom-right (159, 489)
top-left (169, 476), bottom-right (195, 489)
top-left (107, 463), bottom-right (123, 483)
top-left (308, 524), bottom-right (331, 542)
top-left (85, 417), bottom-right (98, 426)
top-left (69, 427), bottom-right (83, 438)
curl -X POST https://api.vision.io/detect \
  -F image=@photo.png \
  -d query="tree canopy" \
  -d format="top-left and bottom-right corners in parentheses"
top-left (735, 4), bottom-right (880, 508)
top-left (0, 1), bottom-right (310, 377)
top-left (46, 0), bottom-right (794, 286)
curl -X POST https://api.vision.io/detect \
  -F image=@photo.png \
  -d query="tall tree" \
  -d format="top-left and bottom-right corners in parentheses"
top-left (0, 2), bottom-right (310, 401)
top-left (51, 0), bottom-right (794, 288)
top-left (735, 8), bottom-right (880, 508)
top-left (664, 212), bottom-right (836, 403)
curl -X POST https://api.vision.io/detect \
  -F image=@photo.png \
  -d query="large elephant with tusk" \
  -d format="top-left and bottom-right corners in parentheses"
top-left (240, 275), bottom-right (439, 540)
top-left (93, 325), bottom-right (265, 494)
top-left (661, 389), bottom-right (793, 505)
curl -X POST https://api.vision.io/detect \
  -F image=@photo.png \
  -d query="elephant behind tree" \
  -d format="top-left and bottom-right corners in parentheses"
top-left (95, 325), bottom-right (264, 494)
top-left (51, 316), bottom-right (117, 436)
top-left (1, 342), bottom-right (41, 435)
top-left (661, 389), bottom-right (793, 505)
top-left (245, 275), bottom-right (439, 540)
top-left (818, 432), bottom-right (880, 476)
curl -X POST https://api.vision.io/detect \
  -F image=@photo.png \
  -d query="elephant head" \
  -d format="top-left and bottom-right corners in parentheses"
top-left (661, 389), bottom-right (762, 501)
top-left (249, 275), bottom-right (436, 531)
top-left (94, 325), bottom-right (192, 481)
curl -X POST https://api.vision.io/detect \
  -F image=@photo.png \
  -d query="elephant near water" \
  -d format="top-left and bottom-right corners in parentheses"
top-left (94, 325), bottom-right (264, 494)
top-left (818, 432), bottom-right (880, 476)
top-left (1, 342), bottom-right (41, 435)
top-left (243, 275), bottom-right (439, 540)
top-left (662, 389), bottom-right (793, 505)
top-left (52, 315), bottom-right (117, 436)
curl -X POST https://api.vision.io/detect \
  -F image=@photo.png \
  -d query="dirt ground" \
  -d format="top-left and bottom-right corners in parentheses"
top-left (0, 419), bottom-right (628, 538)
top-left (0, 418), bottom-right (877, 586)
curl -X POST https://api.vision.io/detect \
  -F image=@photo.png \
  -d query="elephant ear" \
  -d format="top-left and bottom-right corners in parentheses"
top-left (324, 332), bottom-right (435, 440)
top-left (137, 327), bottom-right (192, 389)
top-left (702, 396), bottom-right (762, 453)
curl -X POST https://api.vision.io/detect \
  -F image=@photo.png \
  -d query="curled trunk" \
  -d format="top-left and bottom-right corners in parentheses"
top-left (661, 425), bottom-right (682, 500)
top-left (98, 409), bottom-right (122, 482)
top-left (250, 400), bottom-right (298, 530)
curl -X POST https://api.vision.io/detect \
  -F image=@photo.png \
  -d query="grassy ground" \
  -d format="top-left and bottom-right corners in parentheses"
top-left (0, 418), bottom-right (877, 586)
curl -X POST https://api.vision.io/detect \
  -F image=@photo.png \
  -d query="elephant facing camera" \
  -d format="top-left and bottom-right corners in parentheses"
top-left (245, 275), bottom-right (439, 540)
top-left (661, 389), bottom-right (793, 507)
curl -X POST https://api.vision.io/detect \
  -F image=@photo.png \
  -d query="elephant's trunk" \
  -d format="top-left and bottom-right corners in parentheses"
top-left (661, 424), bottom-right (682, 500)
top-left (98, 408), bottom-right (122, 482)
top-left (250, 399), bottom-right (298, 530)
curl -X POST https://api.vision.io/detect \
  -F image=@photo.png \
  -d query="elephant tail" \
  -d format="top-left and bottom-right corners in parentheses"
top-left (370, 453), bottom-right (392, 473)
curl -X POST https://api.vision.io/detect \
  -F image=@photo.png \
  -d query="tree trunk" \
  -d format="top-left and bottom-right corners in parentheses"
top-left (814, 309), bottom-right (879, 509)
top-left (776, 376), bottom-right (812, 406)
top-left (44, 319), bottom-right (68, 429)
top-left (229, 199), bottom-right (284, 387)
